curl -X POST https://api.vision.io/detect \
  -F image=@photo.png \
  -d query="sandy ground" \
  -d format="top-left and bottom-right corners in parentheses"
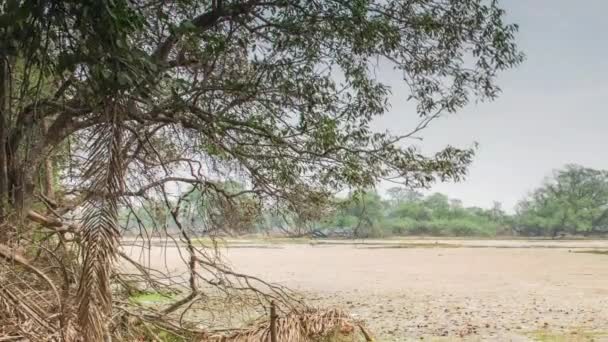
top-left (122, 240), bottom-right (608, 341)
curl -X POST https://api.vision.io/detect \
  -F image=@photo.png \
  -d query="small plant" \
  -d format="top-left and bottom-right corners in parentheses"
top-left (129, 291), bottom-right (175, 305)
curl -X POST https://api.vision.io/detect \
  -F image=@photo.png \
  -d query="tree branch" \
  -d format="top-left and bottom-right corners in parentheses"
top-left (152, 1), bottom-right (259, 62)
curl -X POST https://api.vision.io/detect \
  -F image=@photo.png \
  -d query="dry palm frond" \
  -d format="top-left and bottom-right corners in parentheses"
top-left (203, 308), bottom-right (366, 342)
top-left (76, 108), bottom-right (125, 341)
top-left (0, 278), bottom-right (61, 341)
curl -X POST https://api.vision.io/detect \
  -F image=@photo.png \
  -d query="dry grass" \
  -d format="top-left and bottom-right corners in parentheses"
top-left (203, 308), bottom-right (371, 342)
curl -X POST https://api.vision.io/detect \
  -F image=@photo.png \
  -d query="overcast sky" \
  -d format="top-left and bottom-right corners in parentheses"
top-left (373, 0), bottom-right (608, 212)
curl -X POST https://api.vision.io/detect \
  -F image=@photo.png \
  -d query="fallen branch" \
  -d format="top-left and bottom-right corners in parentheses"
top-left (358, 324), bottom-right (375, 342)
top-left (0, 243), bottom-right (61, 310)
top-left (26, 210), bottom-right (78, 233)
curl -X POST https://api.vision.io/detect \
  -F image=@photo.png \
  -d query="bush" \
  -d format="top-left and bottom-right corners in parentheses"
top-left (383, 218), bottom-right (498, 237)
top-left (315, 191), bottom-right (507, 237)
top-left (355, 222), bottom-right (386, 238)
top-left (384, 217), bottom-right (417, 235)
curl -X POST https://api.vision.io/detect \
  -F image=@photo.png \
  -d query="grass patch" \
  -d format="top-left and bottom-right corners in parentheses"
top-left (134, 323), bottom-right (191, 342)
top-left (129, 291), bottom-right (175, 305)
top-left (145, 329), bottom-right (186, 342)
top-left (527, 329), bottom-right (608, 341)
top-left (317, 330), bottom-right (367, 342)
top-left (193, 236), bottom-right (313, 247)
top-left (574, 250), bottom-right (608, 256)
top-left (256, 237), bottom-right (315, 244)
top-left (359, 242), bottom-right (462, 249)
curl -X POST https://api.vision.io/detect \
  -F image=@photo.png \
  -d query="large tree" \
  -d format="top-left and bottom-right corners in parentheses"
top-left (0, 0), bottom-right (522, 340)
top-left (516, 165), bottom-right (608, 237)
top-left (386, 186), bottom-right (423, 204)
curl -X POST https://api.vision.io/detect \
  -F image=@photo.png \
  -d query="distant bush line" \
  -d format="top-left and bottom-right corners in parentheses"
top-left (122, 165), bottom-right (608, 239)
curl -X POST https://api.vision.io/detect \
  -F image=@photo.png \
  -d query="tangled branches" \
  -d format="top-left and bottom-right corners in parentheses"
top-left (0, 0), bottom-right (521, 340)
top-left (0, 215), bottom-right (370, 341)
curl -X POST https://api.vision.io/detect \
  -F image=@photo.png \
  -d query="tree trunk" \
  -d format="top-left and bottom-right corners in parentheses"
top-left (270, 301), bottom-right (278, 342)
top-left (0, 57), bottom-right (9, 223)
top-left (0, 56), bottom-right (46, 242)
top-left (40, 119), bottom-right (55, 200)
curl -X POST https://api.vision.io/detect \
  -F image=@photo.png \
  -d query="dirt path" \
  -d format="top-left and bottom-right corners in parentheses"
top-left (123, 240), bottom-right (608, 341)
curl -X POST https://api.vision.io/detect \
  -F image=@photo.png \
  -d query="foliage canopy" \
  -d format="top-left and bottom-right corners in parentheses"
top-left (0, 0), bottom-right (522, 340)
top-left (516, 165), bottom-right (608, 237)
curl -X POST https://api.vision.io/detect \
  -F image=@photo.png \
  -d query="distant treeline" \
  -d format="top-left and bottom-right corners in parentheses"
top-left (123, 164), bottom-right (608, 238)
top-left (317, 191), bottom-right (509, 238)
top-left (315, 164), bottom-right (608, 238)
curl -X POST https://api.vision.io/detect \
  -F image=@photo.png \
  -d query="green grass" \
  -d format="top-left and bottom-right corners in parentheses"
top-left (359, 242), bottom-right (462, 249)
top-left (193, 236), bottom-right (313, 246)
top-left (574, 250), bottom-right (608, 256)
top-left (129, 291), bottom-right (175, 305)
top-left (149, 330), bottom-right (185, 342)
top-left (527, 329), bottom-right (608, 341)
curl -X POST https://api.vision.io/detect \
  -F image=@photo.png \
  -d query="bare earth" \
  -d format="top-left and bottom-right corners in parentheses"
top-left (123, 240), bottom-right (608, 341)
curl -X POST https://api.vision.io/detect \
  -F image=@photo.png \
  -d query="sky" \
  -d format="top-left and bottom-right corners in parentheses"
top-left (373, 0), bottom-right (608, 212)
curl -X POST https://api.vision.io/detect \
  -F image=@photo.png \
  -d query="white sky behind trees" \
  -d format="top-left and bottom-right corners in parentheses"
top-left (374, 0), bottom-right (608, 212)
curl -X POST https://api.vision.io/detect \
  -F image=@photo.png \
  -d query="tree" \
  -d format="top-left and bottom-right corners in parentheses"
top-left (515, 165), bottom-right (608, 237)
top-left (490, 201), bottom-right (505, 219)
top-left (387, 186), bottom-right (423, 204)
top-left (0, 0), bottom-right (522, 340)
top-left (424, 192), bottom-right (450, 217)
top-left (325, 191), bottom-right (506, 237)
top-left (174, 180), bottom-right (262, 235)
top-left (347, 191), bottom-right (386, 237)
